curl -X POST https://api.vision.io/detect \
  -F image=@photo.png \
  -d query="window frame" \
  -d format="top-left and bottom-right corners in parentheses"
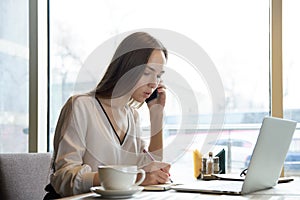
top-left (28, 0), bottom-right (48, 152)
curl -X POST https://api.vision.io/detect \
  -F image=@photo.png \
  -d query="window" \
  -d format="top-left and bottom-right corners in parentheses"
top-left (0, 0), bottom-right (29, 152)
top-left (49, 0), bottom-right (270, 178)
top-left (283, 0), bottom-right (300, 175)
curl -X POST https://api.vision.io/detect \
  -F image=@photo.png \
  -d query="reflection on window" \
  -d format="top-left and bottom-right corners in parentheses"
top-left (49, 0), bottom-right (269, 175)
top-left (0, 0), bottom-right (29, 152)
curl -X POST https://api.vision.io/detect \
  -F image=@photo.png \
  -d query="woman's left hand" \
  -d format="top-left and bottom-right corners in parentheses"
top-left (147, 81), bottom-right (166, 108)
top-left (147, 81), bottom-right (165, 151)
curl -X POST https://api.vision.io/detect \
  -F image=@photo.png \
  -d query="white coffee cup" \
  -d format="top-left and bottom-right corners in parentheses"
top-left (98, 165), bottom-right (146, 190)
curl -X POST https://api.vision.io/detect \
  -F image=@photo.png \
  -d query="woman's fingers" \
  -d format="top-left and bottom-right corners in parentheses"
top-left (155, 171), bottom-right (170, 184)
top-left (160, 163), bottom-right (171, 173)
top-left (141, 161), bottom-right (171, 185)
top-left (142, 169), bottom-right (170, 185)
top-left (156, 82), bottom-right (166, 93)
top-left (157, 82), bottom-right (166, 99)
top-left (143, 161), bottom-right (170, 173)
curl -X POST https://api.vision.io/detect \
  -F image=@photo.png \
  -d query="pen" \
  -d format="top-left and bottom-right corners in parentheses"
top-left (143, 149), bottom-right (173, 183)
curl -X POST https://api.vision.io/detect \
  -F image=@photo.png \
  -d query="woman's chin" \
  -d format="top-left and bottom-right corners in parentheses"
top-left (132, 97), bottom-right (144, 103)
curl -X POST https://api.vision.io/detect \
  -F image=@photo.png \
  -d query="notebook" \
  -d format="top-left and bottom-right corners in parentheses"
top-left (143, 183), bottom-right (181, 191)
top-left (172, 117), bottom-right (297, 195)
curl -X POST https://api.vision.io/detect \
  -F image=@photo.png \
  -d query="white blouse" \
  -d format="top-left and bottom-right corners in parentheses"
top-left (50, 95), bottom-right (149, 197)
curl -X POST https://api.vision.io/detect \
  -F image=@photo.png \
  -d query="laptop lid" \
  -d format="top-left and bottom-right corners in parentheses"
top-left (172, 117), bottom-right (296, 195)
top-left (241, 117), bottom-right (296, 194)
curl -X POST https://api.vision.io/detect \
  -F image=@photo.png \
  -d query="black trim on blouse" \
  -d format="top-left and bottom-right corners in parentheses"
top-left (95, 97), bottom-right (129, 145)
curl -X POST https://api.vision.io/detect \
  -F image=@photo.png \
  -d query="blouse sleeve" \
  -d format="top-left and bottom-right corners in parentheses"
top-left (50, 97), bottom-right (96, 197)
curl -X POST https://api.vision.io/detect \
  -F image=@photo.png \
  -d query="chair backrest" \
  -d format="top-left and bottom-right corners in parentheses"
top-left (0, 153), bottom-right (52, 200)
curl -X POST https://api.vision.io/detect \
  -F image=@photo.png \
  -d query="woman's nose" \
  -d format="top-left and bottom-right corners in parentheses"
top-left (148, 82), bottom-right (158, 89)
top-left (149, 74), bottom-right (160, 86)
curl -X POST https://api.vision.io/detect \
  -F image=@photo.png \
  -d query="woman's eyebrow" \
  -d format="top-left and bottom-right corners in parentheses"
top-left (146, 65), bottom-right (165, 74)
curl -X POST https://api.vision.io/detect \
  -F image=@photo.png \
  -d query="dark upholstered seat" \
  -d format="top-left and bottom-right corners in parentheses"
top-left (0, 153), bottom-right (52, 200)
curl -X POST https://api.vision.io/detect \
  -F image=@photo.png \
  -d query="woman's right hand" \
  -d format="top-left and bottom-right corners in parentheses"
top-left (139, 161), bottom-right (171, 185)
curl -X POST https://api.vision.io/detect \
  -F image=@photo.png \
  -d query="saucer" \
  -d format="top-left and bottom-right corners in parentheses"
top-left (90, 186), bottom-right (144, 199)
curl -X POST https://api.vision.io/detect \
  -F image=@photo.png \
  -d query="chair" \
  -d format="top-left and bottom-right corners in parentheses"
top-left (0, 153), bottom-right (52, 200)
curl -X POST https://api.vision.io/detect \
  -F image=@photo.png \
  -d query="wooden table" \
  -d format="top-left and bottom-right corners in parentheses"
top-left (60, 177), bottom-right (300, 200)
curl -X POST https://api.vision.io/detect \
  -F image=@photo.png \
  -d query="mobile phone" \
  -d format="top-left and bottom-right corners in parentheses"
top-left (145, 89), bottom-right (158, 103)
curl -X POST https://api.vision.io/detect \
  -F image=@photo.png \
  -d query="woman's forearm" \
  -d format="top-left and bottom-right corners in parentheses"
top-left (148, 130), bottom-right (163, 159)
top-left (148, 111), bottom-right (163, 160)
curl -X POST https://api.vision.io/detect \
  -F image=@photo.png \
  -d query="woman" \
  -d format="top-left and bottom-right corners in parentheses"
top-left (45, 32), bottom-right (171, 198)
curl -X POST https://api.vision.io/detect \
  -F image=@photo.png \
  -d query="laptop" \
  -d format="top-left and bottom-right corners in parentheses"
top-left (172, 116), bottom-right (297, 195)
